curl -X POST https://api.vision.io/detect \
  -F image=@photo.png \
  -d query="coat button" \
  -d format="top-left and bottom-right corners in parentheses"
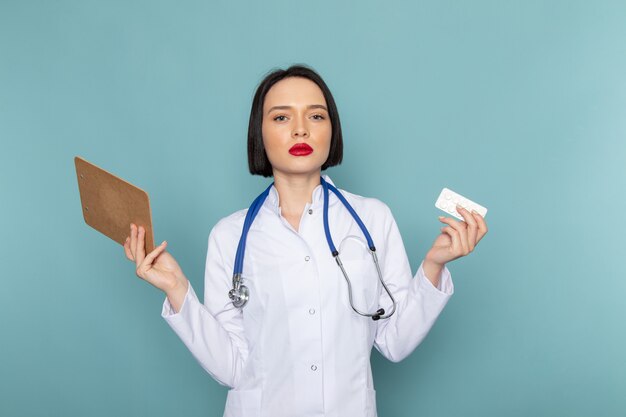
top-left (304, 256), bottom-right (310, 262)
top-left (311, 364), bottom-right (317, 371)
top-left (309, 308), bottom-right (315, 315)
top-left (308, 209), bottom-right (313, 215)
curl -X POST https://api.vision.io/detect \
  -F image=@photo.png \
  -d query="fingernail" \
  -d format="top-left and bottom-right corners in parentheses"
top-left (438, 216), bottom-right (444, 219)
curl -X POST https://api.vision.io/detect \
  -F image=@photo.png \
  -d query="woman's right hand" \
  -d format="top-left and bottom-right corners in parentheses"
top-left (123, 223), bottom-right (187, 294)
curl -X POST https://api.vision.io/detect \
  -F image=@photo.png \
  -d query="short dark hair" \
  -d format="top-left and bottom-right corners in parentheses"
top-left (247, 64), bottom-right (344, 177)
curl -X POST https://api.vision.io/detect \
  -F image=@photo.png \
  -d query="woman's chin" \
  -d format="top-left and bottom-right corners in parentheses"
top-left (272, 164), bottom-right (323, 178)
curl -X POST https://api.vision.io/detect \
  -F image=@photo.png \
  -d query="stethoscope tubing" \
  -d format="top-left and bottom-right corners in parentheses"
top-left (234, 183), bottom-right (272, 276)
top-left (230, 177), bottom-right (397, 320)
top-left (321, 177), bottom-right (375, 253)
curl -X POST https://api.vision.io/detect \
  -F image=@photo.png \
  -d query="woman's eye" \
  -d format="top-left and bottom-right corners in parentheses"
top-left (273, 114), bottom-right (325, 121)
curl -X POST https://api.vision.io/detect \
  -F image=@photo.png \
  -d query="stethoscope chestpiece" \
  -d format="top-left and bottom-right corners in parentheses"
top-left (229, 273), bottom-right (249, 308)
top-left (229, 285), bottom-right (249, 308)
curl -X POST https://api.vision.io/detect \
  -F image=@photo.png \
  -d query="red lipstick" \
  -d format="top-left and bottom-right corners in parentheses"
top-left (289, 143), bottom-right (313, 156)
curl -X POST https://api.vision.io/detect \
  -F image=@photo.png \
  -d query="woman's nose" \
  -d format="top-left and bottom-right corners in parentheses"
top-left (292, 123), bottom-right (309, 138)
top-left (292, 129), bottom-right (308, 138)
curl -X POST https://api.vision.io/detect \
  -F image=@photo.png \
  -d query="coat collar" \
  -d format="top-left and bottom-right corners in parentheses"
top-left (265, 174), bottom-right (340, 216)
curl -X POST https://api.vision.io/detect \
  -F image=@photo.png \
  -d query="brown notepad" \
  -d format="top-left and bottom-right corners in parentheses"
top-left (75, 156), bottom-right (155, 253)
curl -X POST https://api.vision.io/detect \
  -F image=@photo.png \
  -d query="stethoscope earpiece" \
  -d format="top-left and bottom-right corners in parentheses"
top-left (372, 308), bottom-right (385, 321)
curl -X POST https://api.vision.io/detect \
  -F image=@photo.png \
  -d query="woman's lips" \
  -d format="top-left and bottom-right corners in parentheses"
top-left (289, 143), bottom-right (313, 156)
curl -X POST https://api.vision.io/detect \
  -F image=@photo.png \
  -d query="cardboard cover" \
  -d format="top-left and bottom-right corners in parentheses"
top-left (75, 156), bottom-right (155, 253)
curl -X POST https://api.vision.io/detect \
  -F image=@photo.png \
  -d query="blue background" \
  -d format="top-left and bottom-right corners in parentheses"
top-left (1, 1), bottom-right (625, 416)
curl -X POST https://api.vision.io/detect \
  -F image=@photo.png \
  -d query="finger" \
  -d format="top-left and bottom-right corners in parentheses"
top-left (438, 215), bottom-right (462, 229)
top-left (142, 240), bottom-right (168, 268)
top-left (135, 226), bottom-right (146, 268)
top-left (457, 206), bottom-right (478, 251)
top-left (471, 211), bottom-right (489, 243)
top-left (123, 236), bottom-right (133, 261)
top-left (439, 216), bottom-right (463, 249)
top-left (137, 241), bottom-right (168, 281)
top-left (130, 223), bottom-right (137, 259)
top-left (442, 211), bottom-right (469, 255)
top-left (441, 225), bottom-right (463, 257)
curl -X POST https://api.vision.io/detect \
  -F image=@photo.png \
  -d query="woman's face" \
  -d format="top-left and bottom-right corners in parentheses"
top-left (262, 76), bottom-right (332, 178)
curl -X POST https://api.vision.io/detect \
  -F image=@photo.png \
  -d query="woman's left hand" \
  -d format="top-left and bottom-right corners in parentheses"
top-left (425, 205), bottom-right (488, 267)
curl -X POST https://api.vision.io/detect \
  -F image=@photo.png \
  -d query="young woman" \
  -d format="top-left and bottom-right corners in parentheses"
top-left (124, 64), bottom-right (488, 417)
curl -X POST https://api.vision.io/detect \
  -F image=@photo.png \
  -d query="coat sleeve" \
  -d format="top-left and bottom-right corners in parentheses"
top-left (373, 203), bottom-right (454, 363)
top-left (160, 223), bottom-right (248, 388)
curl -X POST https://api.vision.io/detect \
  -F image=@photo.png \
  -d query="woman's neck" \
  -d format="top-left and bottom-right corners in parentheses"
top-left (273, 170), bottom-right (321, 218)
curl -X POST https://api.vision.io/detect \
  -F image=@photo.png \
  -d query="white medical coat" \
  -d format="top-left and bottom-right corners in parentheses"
top-left (161, 175), bottom-right (454, 417)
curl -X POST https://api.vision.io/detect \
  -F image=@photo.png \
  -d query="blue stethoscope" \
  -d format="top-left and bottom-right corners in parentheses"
top-left (228, 177), bottom-right (397, 321)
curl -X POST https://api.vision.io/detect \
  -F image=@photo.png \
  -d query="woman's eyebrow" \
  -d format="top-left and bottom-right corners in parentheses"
top-left (267, 104), bottom-right (328, 114)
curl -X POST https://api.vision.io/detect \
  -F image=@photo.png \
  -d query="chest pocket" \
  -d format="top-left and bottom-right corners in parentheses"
top-left (337, 236), bottom-right (381, 314)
